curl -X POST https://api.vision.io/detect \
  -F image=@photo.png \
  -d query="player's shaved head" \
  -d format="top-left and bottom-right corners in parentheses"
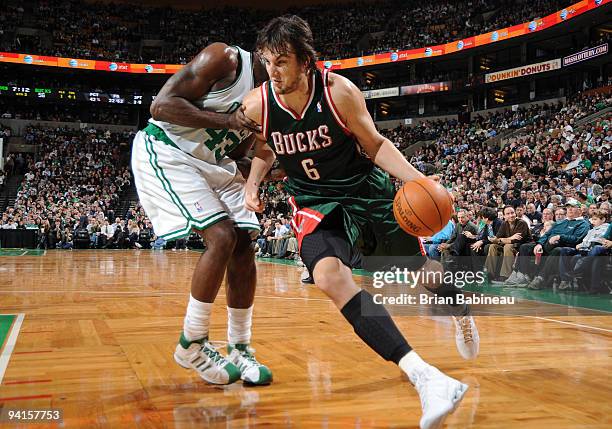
top-left (257, 14), bottom-right (317, 71)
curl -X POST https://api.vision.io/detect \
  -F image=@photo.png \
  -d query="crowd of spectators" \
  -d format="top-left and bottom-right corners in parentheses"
top-left (248, 90), bottom-right (612, 292)
top-left (1, 0), bottom-right (575, 63)
top-left (0, 86), bottom-right (609, 293)
top-left (409, 91), bottom-right (612, 294)
top-left (384, 100), bottom-right (564, 153)
top-left (374, 0), bottom-right (573, 54)
top-left (0, 126), bottom-right (139, 249)
top-left (0, 99), bottom-right (136, 126)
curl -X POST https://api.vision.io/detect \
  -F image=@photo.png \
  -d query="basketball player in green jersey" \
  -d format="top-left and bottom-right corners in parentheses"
top-left (240, 16), bottom-right (479, 429)
top-left (132, 43), bottom-right (272, 386)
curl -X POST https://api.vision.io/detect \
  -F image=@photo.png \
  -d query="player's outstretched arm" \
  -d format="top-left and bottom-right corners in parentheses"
top-left (328, 73), bottom-right (426, 183)
top-left (150, 43), bottom-right (259, 132)
top-left (241, 88), bottom-right (277, 212)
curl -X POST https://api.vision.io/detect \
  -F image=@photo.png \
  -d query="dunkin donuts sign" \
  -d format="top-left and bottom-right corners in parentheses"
top-left (485, 59), bottom-right (561, 83)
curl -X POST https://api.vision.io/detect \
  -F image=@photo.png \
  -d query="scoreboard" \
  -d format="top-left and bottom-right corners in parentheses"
top-left (0, 85), bottom-right (156, 105)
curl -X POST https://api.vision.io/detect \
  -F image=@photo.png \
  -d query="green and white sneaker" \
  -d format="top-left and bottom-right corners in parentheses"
top-left (227, 344), bottom-right (273, 385)
top-left (174, 333), bottom-right (241, 385)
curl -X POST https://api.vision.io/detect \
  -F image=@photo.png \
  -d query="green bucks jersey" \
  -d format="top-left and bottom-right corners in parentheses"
top-left (262, 69), bottom-right (373, 196)
top-left (149, 46), bottom-right (254, 164)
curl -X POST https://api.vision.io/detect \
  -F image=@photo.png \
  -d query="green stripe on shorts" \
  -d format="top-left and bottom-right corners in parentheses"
top-left (235, 222), bottom-right (261, 231)
top-left (143, 134), bottom-right (192, 221)
top-left (144, 123), bottom-right (181, 150)
top-left (160, 212), bottom-right (230, 240)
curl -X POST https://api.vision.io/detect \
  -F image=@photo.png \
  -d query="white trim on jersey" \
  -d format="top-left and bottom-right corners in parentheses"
top-left (270, 73), bottom-right (316, 121)
top-left (261, 81), bottom-right (270, 139)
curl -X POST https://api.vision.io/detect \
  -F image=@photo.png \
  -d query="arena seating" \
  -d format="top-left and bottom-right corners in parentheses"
top-left (1, 0), bottom-right (575, 62)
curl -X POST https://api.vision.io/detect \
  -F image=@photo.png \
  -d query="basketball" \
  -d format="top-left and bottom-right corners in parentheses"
top-left (393, 178), bottom-right (454, 236)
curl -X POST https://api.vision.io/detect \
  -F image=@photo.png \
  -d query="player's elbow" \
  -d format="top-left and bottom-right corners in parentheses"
top-left (150, 97), bottom-right (168, 121)
top-left (367, 136), bottom-right (387, 160)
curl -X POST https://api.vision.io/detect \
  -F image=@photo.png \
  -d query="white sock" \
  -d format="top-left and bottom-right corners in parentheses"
top-left (398, 351), bottom-right (430, 384)
top-left (227, 305), bottom-right (253, 345)
top-left (183, 294), bottom-right (213, 341)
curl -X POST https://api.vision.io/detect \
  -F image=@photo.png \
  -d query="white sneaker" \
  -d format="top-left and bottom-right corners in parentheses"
top-left (514, 272), bottom-right (530, 287)
top-left (504, 271), bottom-right (519, 285)
top-left (174, 333), bottom-right (241, 385)
top-left (413, 365), bottom-right (468, 429)
top-left (452, 315), bottom-right (479, 360)
top-left (227, 344), bottom-right (273, 385)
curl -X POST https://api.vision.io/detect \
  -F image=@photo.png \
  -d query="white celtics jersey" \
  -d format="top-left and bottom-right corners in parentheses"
top-left (149, 46), bottom-right (254, 164)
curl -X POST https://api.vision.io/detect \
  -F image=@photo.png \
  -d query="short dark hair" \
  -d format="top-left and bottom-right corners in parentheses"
top-left (256, 15), bottom-right (318, 71)
top-left (480, 207), bottom-right (497, 221)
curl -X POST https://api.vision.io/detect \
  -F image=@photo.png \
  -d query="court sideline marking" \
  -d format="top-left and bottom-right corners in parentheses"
top-left (1, 286), bottom-right (610, 334)
top-left (0, 313), bottom-right (25, 384)
top-left (523, 315), bottom-right (612, 333)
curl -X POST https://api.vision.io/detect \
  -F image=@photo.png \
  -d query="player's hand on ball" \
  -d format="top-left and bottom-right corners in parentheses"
top-left (228, 105), bottom-right (261, 133)
top-left (245, 185), bottom-right (264, 213)
top-left (426, 175), bottom-right (455, 206)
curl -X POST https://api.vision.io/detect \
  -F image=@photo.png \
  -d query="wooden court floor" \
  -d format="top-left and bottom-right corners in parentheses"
top-left (0, 250), bottom-right (610, 428)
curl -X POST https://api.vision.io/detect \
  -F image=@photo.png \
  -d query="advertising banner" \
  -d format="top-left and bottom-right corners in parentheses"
top-left (562, 43), bottom-right (608, 67)
top-left (485, 59), bottom-right (561, 83)
top-left (0, 0), bottom-right (608, 73)
top-left (400, 81), bottom-right (451, 95)
top-left (362, 87), bottom-right (399, 99)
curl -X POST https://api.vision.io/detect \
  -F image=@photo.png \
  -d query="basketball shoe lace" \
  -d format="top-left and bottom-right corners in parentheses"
top-left (452, 315), bottom-right (479, 360)
top-left (231, 346), bottom-right (259, 372)
top-left (458, 317), bottom-right (473, 343)
top-left (201, 342), bottom-right (228, 367)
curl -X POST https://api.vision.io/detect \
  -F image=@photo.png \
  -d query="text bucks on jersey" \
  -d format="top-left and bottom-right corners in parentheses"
top-left (263, 69), bottom-right (373, 185)
top-left (149, 46), bottom-right (255, 164)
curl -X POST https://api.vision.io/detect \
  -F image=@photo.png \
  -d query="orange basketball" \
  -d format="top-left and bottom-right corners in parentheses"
top-left (393, 178), bottom-right (454, 236)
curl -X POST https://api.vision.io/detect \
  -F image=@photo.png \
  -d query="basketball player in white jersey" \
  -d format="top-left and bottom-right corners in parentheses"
top-left (131, 43), bottom-right (272, 385)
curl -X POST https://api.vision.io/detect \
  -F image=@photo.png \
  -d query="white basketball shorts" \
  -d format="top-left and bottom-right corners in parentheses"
top-left (131, 127), bottom-right (260, 241)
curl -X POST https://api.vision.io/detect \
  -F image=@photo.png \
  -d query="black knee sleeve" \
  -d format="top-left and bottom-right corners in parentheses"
top-left (340, 290), bottom-right (412, 364)
top-left (300, 228), bottom-right (355, 274)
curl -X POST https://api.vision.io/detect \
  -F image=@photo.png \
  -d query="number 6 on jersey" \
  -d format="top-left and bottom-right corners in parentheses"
top-left (301, 158), bottom-right (320, 180)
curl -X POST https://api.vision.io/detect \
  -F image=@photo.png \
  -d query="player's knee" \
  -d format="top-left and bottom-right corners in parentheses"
top-left (315, 271), bottom-right (342, 296)
top-left (199, 221), bottom-right (237, 254)
top-left (233, 230), bottom-right (255, 259)
top-left (313, 266), bottom-right (351, 297)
